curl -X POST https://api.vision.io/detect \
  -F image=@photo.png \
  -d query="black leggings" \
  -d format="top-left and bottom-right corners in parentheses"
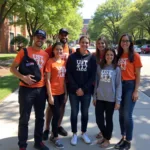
top-left (50, 93), bottom-right (65, 137)
top-left (95, 100), bottom-right (115, 140)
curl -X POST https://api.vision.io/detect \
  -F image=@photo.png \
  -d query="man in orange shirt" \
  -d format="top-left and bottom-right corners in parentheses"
top-left (43, 28), bottom-right (75, 140)
top-left (10, 30), bottom-right (49, 150)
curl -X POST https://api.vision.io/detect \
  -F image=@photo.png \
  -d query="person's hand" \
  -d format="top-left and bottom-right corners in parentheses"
top-left (76, 88), bottom-right (84, 96)
top-left (64, 94), bottom-right (68, 104)
top-left (21, 75), bottom-right (36, 85)
top-left (132, 90), bottom-right (139, 102)
top-left (93, 100), bottom-right (96, 106)
top-left (114, 103), bottom-right (120, 110)
top-left (48, 96), bottom-right (54, 105)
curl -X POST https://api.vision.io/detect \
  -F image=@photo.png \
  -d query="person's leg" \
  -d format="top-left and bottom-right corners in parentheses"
top-left (69, 94), bottom-right (80, 133)
top-left (18, 86), bottom-right (34, 149)
top-left (80, 94), bottom-right (91, 133)
top-left (45, 105), bottom-right (53, 130)
top-left (57, 102), bottom-right (68, 136)
top-left (50, 95), bottom-right (60, 138)
top-left (69, 94), bottom-right (79, 145)
top-left (50, 94), bottom-right (64, 149)
top-left (105, 101), bottom-right (115, 140)
top-left (42, 105), bottom-right (52, 140)
top-left (33, 87), bottom-right (48, 150)
top-left (122, 81), bottom-right (135, 144)
top-left (80, 94), bottom-right (91, 144)
top-left (95, 100), bottom-right (105, 140)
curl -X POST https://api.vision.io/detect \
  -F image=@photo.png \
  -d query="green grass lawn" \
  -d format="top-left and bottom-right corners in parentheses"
top-left (0, 74), bottom-right (19, 101)
top-left (0, 53), bottom-right (17, 61)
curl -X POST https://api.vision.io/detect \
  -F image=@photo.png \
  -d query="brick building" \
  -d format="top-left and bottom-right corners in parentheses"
top-left (0, 16), bottom-right (28, 53)
top-left (81, 19), bottom-right (91, 36)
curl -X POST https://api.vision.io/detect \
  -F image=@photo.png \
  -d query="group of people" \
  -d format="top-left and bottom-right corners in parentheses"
top-left (10, 28), bottom-right (142, 150)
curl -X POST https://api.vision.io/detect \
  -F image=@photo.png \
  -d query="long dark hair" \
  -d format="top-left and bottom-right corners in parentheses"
top-left (117, 33), bottom-right (134, 62)
top-left (51, 42), bottom-right (63, 57)
top-left (96, 36), bottom-right (108, 64)
top-left (100, 48), bottom-right (117, 69)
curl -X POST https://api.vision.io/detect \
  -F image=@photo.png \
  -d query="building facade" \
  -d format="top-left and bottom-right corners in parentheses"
top-left (0, 16), bottom-right (28, 53)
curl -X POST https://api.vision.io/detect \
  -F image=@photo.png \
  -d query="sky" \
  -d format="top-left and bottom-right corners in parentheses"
top-left (79, 0), bottom-right (106, 19)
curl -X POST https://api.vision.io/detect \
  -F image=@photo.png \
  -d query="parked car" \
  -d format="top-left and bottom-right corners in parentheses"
top-left (141, 44), bottom-right (150, 53)
top-left (134, 45), bottom-right (141, 54)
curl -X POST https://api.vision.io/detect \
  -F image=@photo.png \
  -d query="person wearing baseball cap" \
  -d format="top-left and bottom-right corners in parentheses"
top-left (10, 29), bottom-right (49, 150)
top-left (43, 28), bottom-right (75, 140)
top-left (34, 29), bottom-right (46, 39)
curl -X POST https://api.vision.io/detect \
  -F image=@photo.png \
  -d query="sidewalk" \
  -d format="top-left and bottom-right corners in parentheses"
top-left (0, 90), bottom-right (150, 150)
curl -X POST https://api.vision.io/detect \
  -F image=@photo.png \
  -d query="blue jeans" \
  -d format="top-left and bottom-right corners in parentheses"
top-left (119, 80), bottom-right (136, 141)
top-left (69, 94), bottom-right (91, 133)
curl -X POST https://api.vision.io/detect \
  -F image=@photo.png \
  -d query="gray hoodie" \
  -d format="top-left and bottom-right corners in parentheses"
top-left (93, 64), bottom-right (122, 104)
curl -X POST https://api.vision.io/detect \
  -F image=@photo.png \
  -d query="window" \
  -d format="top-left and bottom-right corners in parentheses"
top-left (10, 32), bottom-right (14, 44)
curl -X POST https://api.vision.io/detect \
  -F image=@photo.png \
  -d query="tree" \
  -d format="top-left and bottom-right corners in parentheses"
top-left (0, 0), bottom-right (20, 52)
top-left (120, 0), bottom-right (150, 39)
top-left (12, 0), bottom-right (82, 45)
top-left (88, 0), bottom-right (131, 43)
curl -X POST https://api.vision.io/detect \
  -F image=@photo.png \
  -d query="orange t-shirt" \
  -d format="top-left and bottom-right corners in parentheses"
top-left (14, 47), bottom-right (49, 88)
top-left (45, 44), bottom-right (75, 61)
top-left (118, 52), bottom-right (142, 80)
top-left (45, 58), bottom-right (66, 95)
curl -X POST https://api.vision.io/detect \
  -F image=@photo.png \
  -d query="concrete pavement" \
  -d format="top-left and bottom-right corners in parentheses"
top-left (0, 90), bottom-right (150, 150)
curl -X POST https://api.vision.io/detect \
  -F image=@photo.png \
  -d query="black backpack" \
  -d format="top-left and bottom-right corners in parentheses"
top-left (18, 48), bottom-right (41, 84)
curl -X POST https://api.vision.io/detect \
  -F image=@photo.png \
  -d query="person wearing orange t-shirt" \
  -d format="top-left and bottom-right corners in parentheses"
top-left (45, 42), bottom-right (67, 149)
top-left (10, 30), bottom-right (49, 150)
top-left (114, 34), bottom-right (142, 150)
top-left (43, 28), bottom-right (75, 140)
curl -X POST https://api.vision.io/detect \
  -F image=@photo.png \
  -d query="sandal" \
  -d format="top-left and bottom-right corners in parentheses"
top-left (97, 138), bottom-right (105, 144)
top-left (100, 139), bottom-right (110, 148)
top-left (96, 132), bottom-right (103, 139)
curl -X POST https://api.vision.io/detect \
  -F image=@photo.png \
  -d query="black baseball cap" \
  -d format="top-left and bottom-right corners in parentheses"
top-left (59, 28), bottom-right (69, 35)
top-left (34, 29), bottom-right (46, 38)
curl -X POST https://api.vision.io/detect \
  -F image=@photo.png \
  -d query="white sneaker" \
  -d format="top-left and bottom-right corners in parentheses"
top-left (71, 134), bottom-right (77, 145)
top-left (81, 133), bottom-right (91, 144)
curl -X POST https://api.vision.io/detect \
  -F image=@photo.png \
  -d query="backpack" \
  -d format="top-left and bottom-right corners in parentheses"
top-left (18, 48), bottom-right (41, 84)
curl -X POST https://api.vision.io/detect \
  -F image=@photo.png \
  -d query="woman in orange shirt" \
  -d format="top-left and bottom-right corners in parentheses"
top-left (45, 42), bottom-right (67, 149)
top-left (114, 34), bottom-right (142, 150)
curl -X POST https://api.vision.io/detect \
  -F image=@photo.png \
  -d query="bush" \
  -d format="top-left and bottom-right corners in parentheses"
top-left (11, 35), bottom-right (28, 51)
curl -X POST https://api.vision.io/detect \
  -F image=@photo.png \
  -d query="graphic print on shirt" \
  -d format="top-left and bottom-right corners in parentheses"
top-left (57, 66), bottom-right (66, 77)
top-left (101, 70), bottom-right (113, 82)
top-left (76, 60), bottom-right (88, 71)
top-left (32, 54), bottom-right (44, 69)
top-left (118, 58), bottom-right (128, 70)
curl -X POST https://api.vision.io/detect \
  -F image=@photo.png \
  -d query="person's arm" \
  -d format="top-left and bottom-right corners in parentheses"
top-left (64, 80), bottom-right (68, 103)
top-left (93, 66), bottom-right (99, 106)
top-left (66, 55), bottom-right (79, 92)
top-left (132, 67), bottom-right (141, 101)
top-left (10, 61), bottom-right (36, 85)
top-left (46, 72), bottom-right (54, 105)
top-left (82, 55), bottom-right (97, 93)
top-left (115, 67), bottom-right (122, 110)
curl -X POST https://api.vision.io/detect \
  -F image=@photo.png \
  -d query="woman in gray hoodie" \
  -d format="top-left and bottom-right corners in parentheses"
top-left (93, 48), bottom-right (122, 148)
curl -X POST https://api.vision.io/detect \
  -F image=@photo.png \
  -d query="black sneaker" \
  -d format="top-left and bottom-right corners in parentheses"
top-left (114, 138), bottom-right (125, 149)
top-left (58, 126), bottom-right (68, 136)
top-left (119, 140), bottom-right (131, 150)
top-left (34, 142), bottom-right (49, 150)
top-left (50, 136), bottom-right (64, 149)
top-left (42, 130), bottom-right (50, 141)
